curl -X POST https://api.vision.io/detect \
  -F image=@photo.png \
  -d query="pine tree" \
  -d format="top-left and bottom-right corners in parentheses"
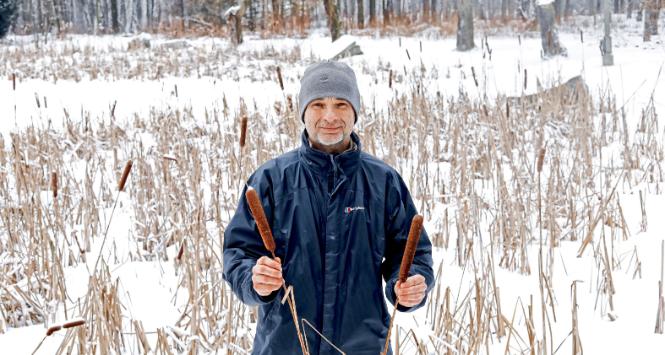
top-left (0, 0), bottom-right (17, 38)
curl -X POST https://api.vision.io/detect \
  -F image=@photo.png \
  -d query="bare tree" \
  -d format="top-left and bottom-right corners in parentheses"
top-left (369, 0), bottom-right (376, 25)
top-left (357, 0), bottom-right (364, 28)
top-left (324, 0), bottom-right (341, 41)
top-left (643, 0), bottom-right (659, 39)
top-left (538, 1), bottom-right (566, 57)
top-left (457, 0), bottom-right (474, 51)
top-left (601, 0), bottom-right (613, 65)
top-left (0, 0), bottom-right (17, 37)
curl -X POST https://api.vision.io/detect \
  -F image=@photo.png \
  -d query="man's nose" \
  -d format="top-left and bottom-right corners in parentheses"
top-left (321, 106), bottom-right (336, 121)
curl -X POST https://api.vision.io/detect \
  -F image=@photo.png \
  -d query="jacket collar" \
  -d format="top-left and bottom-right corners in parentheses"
top-left (299, 130), bottom-right (361, 177)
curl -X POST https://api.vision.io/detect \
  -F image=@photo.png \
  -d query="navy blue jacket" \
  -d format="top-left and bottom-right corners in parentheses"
top-left (223, 131), bottom-right (434, 355)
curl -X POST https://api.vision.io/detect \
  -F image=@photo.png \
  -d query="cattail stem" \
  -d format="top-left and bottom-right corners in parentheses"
top-left (245, 186), bottom-right (308, 354)
top-left (382, 214), bottom-right (424, 355)
top-left (93, 160), bottom-right (133, 274)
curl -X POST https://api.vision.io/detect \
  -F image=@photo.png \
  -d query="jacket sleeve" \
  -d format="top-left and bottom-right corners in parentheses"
top-left (223, 171), bottom-right (280, 306)
top-left (381, 171), bottom-right (435, 312)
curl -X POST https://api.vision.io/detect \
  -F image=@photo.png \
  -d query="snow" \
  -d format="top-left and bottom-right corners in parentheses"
top-left (1, 14), bottom-right (665, 354)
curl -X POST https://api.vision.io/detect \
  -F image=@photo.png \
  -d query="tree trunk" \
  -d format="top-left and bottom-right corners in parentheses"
top-left (636, 0), bottom-right (643, 21)
top-left (423, 0), bottom-right (430, 21)
top-left (431, 0), bottom-right (436, 22)
top-left (601, 0), bottom-right (614, 65)
top-left (272, 0), bottom-right (281, 31)
top-left (456, 0), bottom-right (474, 51)
top-left (369, 0), bottom-right (376, 25)
top-left (324, 0), bottom-right (341, 41)
top-left (645, 0), bottom-right (659, 35)
top-left (382, 0), bottom-right (391, 26)
top-left (180, 0), bottom-right (185, 32)
top-left (358, 0), bottom-right (364, 28)
top-left (110, 0), bottom-right (119, 32)
top-left (538, 2), bottom-right (566, 57)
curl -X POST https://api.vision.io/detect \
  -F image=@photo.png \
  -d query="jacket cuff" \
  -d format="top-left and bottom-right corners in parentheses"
top-left (242, 272), bottom-right (279, 306)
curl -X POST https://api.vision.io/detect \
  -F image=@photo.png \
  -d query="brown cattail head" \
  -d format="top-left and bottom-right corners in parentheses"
top-left (12, 73), bottom-right (16, 91)
top-left (537, 147), bottom-right (546, 173)
top-left (399, 214), bottom-right (424, 283)
top-left (276, 66), bottom-right (284, 91)
top-left (245, 186), bottom-right (276, 254)
top-left (389, 69), bottom-right (393, 89)
top-left (63, 319), bottom-right (85, 329)
top-left (118, 160), bottom-right (133, 191)
top-left (46, 325), bottom-right (62, 336)
top-left (239, 114), bottom-right (248, 148)
top-left (51, 171), bottom-right (58, 198)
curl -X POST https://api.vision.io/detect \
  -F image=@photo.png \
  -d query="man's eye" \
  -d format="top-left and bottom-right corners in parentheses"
top-left (336, 103), bottom-right (347, 108)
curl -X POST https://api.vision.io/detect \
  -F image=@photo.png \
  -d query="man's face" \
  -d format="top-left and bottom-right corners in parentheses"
top-left (304, 97), bottom-right (355, 153)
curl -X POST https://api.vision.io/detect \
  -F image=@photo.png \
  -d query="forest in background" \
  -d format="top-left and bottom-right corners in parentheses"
top-left (0, 0), bottom-right (661, 40)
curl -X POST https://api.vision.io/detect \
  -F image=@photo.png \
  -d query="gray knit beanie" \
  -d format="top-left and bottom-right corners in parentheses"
top-left (298, 61), bottom-right (361, 123)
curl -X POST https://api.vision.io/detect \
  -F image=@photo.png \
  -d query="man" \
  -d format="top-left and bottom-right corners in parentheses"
top-left (223, 61), bottom-right (434, 355)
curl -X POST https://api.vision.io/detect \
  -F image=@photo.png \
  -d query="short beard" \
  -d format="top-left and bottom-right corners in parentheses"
top-left (315, 132), bottom-right (345, 147)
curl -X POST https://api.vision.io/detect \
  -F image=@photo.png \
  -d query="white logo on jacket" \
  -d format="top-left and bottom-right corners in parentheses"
top-left (344, 206), bottom-right (365, 214)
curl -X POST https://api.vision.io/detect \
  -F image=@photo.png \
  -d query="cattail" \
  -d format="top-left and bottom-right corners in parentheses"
top-left (162, 154), bottom-right (177, 162)
top-left (46, 325), bottom-right (62, 336)
top-left (276, 66), bottom-right (284, 91)
top-left (240, 114), bottom-right (248, 148)
top-left (118, 160), bottom-right (133, 191)
top-left (12, 73), bottom-right (16, 91)
top-left (51, 171), bottom-right (58, 198)
top-left (389, 69), bottom-right (393, 89)
top-left (286, 95), bottom-right (293, 112)
top-left (63, 319), bottom-right (85, 329)
top-left (537, 147), bottom-right (546, 173)
top-left (176, 241), bottom-right (185, 262)
top-left (399, 214), bottom-right (424, 282)
top-left (524, 69), bottom-right (528, 91)
top-left (245, 186), bottom-right (276, 254)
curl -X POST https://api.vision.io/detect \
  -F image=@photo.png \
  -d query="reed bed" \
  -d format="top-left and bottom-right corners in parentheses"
top-left (0, 37), bottom-right (663, 354)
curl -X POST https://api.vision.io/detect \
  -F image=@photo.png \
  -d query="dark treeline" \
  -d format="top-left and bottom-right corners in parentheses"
top-left (0, 0), bottom-right (660, 37)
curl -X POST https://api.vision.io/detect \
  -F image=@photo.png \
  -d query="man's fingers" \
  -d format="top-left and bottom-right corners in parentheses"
top-left (401, 274), bottom-right (426, 287)
top-left (257, 256), bottom-right (282, 269)
top-left (397, 283), bottom-right (427, 296)
top-left (252, 273), bottom-right (283, 287)
top-left (252, 264), bottom-right (282, 278)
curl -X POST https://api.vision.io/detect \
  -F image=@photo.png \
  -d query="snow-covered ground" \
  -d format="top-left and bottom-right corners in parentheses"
top-left (1, 14), bottom-right (664, 354)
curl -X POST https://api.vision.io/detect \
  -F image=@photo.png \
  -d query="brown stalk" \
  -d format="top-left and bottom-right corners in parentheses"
top-left (51, 171), bottom-right (58, 198)
top-left (240, 114), bottom-right (248, 149)
top-left (63, 319), bottom-right (85, 329)
top-left (276, 66), bottom-right (284, 91)
top-left (383, 214), bottom-right (424, 355)
top-left (245, 186), bottom-right (307, 354)
top-left (399, 214), bottom-right (424, 282)
top-left (537, 147), bottom-right (546, 173)
top-left (118, 160), bottom-right (133, 191)
top-left (46, 325), bottom-right (62, 336)
top-left (245, 187), bottom-right (276, 253)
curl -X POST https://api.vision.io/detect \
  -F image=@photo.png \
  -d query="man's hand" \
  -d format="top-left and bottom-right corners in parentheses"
top-left (394, 274), bottom-right (427, 307)
top-left (252, 256), bottom-right (284, 296)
